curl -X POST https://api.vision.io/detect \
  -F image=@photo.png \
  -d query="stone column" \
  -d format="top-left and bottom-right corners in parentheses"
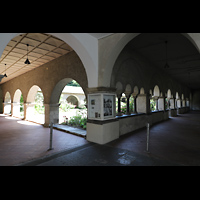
top-left (24, 103), bottom-right (35, 121)
top-left (155, 97), bottom-right (159, 111)
top-left (136, 93), bottom-right (151, 114)
top-left (12, 102), bottom-right (20, 117)
top-left (3, 103), bottom-right (11, 115)
top-left (177, 99), bottom-right (181, 108)
top-left (158, 97), bottom-right (164, 111)
top-left (125, 93), bottom-right (131, 115)
top-left (182, 99), bottom-right (186, 107)
top-left (44, 103), bottom-right (60, 127)
top-left (133, 95), bottom-right (138, 114)
top-left (170, 98), bottom-right (175, 109)
top-left (186, 100), bottom-right (190, 107)
top-left (116, 93), bottom-right (122, 116)
top-left (86, 87), bottom-right (119, 145)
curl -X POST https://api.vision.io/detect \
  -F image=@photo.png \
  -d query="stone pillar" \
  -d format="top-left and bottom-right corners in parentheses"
top-left (44, 103), bottom-right (60, 127)
top-left (186, 100), bottom-right (190, 107)
top-left (133, 95), bottom-right (137, 114)
top-left (125, 93), bottom-right (131, 115)
top-left (12, 102), bottom-right (20, 117)
top-left (155, 97), bottom-right (159, 111)
top-left (177, 99), bottom-right (181, 108)
top-left (182, 99), bottom-right (186, 107)
top-left (86, 88), bottom-right (119, 144)
top-left (3, 103), bottom-right (11, 115)
top-left (24, 103), bottom-right (35, 121)
top-left (158, 97), bottom-right (164, 111)
top-left (170, 98), bottom-right (175, 109)
top-left (136, 93), bottom-right (151, 114)
top-left (116, 93), bottom-right (122, 116)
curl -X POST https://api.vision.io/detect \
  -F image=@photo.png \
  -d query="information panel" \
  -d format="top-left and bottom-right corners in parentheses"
top-left (88, 93), bottom-right (116, 120)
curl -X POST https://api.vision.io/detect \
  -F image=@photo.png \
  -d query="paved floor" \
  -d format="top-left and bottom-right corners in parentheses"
top-left (53, 124), bottom-right (86, 137)
top-left (108, 110), bottom-right (200, 166)
top-left (1, 111), bottom-right (200, 166)
top-left (0, 114), bottom-right (88, 166)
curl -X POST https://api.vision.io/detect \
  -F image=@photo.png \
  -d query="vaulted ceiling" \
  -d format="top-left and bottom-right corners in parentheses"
top-left (0, 33), bottom-right (73, 84)
top-left (126, 33), bottom-right (200, 90)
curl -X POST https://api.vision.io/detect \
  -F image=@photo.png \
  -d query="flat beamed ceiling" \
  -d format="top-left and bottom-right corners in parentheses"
top-left (0, 33), bottom-right (73, 84)
top-left (1, 33), bottom-right (200, 90)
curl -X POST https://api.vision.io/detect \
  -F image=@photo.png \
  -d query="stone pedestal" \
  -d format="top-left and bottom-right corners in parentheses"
top-left (136, 94), bottom-right (150, 114)
top-left (87, 90), bottom-right (119, 144)
top-left (170, 98), bottom-right (175, 109)
top-left (24, 103), bottom-right (35, 121)
top-left (87, 119), bottom-right (119, 144)
top-left (3, 103), bottom-right (11, 115)
top-left (44, 103), bottom-right (60, 127)
top-left (12, 103), bottom-right (21, 117)
top-left (177, 99), bottom-right (182, 108)
top-left (158, 97), bottom-right (164, 111)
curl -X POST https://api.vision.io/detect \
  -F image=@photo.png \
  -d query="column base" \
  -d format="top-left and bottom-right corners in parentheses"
top-left (86, 119), bottom-right (119, 144)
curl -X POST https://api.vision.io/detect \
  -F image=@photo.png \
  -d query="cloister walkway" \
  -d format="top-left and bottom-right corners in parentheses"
top-left (1, 111), bottom-right (200, 166)
top-left (0, 114), bottom-right (88, 166)
top-left (108, 110), bottom-right (200, 166)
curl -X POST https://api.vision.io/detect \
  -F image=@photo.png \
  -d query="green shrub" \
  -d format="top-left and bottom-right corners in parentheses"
top-left (66, 114), bottom-right (87, 130)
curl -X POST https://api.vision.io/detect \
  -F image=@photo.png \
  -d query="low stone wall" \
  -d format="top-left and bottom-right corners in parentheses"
top-left (178, 107), bottom-right (190, 114)
top-left (118, 111), bottom-right (169, 136)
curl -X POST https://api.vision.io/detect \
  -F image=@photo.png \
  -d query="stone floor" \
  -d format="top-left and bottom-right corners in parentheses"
top-left (1, 111), bottom-right (200, 166)
top-left (0, 114), bottom-right (88, 166)
top-left (108, 110), bottom-right (200, 166)
top-left (53, 124), bottom-right (86, 137)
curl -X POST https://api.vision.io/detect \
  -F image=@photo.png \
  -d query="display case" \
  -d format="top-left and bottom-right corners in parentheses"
top-left (88, 93), bottom-right (116, 120)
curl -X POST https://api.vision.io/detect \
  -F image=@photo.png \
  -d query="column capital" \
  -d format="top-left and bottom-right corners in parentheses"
top-left (87, 87), bottom-right (116, 94)
top-left (44, 103), bottom-right (60, 107)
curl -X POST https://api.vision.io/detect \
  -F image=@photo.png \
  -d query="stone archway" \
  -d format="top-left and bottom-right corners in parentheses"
top-left (13, 89), bottom-right (23, 118)
top-left (26, 85), bottom-right (44, 124)
top-left (46, 78), bottom-right (87, 126)
top-left (4, 91), bottom-right (11, 114)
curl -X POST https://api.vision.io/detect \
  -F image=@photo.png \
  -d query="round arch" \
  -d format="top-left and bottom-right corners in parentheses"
top-left (116, 81), bottom-right (123, 95)
top-left (26, 85), bottom-right (44, 124)
top-left (49, 78), bottom-right (87, 125)
top-left (27, 85), bottom-right (43, 103)
top-left (13, 89), bottom-right (24, 118)
top-left (66, 95), bottom-right (79, 107)
top-left (50, 78), bottom-right (74, 104)
top-left (13, 89), bottom-right (22, 103)
top-left (4, 91), bottom-right (11, 115)
top-left (4, 91), bottom-right (11, 103)
top-left (167, 89), bottom-right (172, 99)
top-left (101, 33), bottom-right (200, 88)
top-left (153, 85), bottom-right (160, 97)
top-left (0, 33), bottom-right (97, 88)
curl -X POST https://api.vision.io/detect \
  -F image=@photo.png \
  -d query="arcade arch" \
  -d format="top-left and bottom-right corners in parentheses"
top-left (26, 85), bottom-right (44, 124)
top-left (0, 33), bottom-right (97, 88)
top-left (49, 78), bottom-right (87, 125)
top-left (4, 91), bottom-right (11, 114)
top-left (13, 89), bottom-right (24, 118)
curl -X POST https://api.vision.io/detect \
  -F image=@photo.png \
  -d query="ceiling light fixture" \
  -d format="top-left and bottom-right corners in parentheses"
top-left (4, 64), bottom-right (7, 77)
top-left (24, 44), bottom-right (31, 65)
top-left (164, 41), bottom-right (170, 69)
top-left (0, 64), bottom-right (7, 82)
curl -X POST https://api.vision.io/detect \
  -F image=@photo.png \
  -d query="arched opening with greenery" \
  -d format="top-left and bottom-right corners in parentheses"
top-left (26, 85), bottom-right (44, 124)
top-left (58, 80), bottom-right (87, 130)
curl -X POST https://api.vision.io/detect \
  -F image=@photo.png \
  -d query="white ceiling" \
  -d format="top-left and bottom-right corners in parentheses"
top-left (0, 33), bottom-right (73, 84)
top-left (87, 33), bottom-right (113, 39)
